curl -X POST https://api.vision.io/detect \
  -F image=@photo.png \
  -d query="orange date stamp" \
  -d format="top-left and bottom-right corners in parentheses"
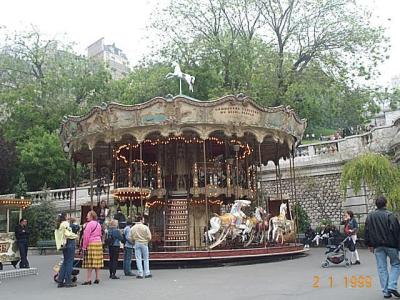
top-left (313, 275), bottom-right (372, 288)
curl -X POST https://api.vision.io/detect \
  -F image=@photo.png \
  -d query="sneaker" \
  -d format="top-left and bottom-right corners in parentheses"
top-left (384, 294), bottom-right (392, 299)
top-left (136, 275), bottom-right (144, 279)
top-left (389, 289), bottom-right (400, 298)
top-left (111, 275), bottom-right (120, 280)
top-left (57, 283), bottom-right (65, 288)
top-left (64, 283), bottom-right (77, 288)
top-left (145, 274), bottom-right (152, 278)
top-left (354, 260), bottom-right (361, 265)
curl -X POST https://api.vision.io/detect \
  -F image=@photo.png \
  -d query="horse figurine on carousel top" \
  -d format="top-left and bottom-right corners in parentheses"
top-left (165, 62), bottom-right (195, 94)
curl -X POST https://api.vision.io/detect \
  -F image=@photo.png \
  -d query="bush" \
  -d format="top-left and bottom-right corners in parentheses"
top-left (293, 203), bottom-right (310, 233)
top-left (315, 219), bottom-right (333, 233)
top-left (23, 196), bottom-right (57, 246)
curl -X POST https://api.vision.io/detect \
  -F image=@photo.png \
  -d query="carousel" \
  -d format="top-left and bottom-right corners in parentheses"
top-left (60, 93), bottom-right (307, 265)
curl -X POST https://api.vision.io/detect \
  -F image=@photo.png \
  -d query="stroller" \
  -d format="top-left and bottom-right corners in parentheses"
top-left (53, 258), bottom-right (80, 283)
top-left (321, 236), bottom-right (352, 268)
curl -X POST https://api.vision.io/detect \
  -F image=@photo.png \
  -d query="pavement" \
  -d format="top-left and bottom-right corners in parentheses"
top-left (0, 248), bottom-right (388, 300)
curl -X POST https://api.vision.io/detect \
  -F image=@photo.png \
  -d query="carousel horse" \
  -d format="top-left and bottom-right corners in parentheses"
top-left (241, 207), bottom-right (269, 247)
top-left (254, 209), bottom-right (272, 244)
top-left (165, 62), bottom-right (195, 92)
top-left (205, 199), bottom-right (251, 248)
top-left (267, 203), bottom-right (294, 244)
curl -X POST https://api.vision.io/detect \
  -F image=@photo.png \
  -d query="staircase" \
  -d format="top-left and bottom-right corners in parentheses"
top-left (164, 192), bottom-right (190, 250)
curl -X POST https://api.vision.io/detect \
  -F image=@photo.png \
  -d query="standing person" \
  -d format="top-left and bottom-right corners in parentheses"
top-left (114, 207), bottom-right (126, 229)
top-left (15, 218), bottom-right (30, 269)
top-left (54, 213), bottom-right (78, 288)
top-left (344, 211), bottom-right (361, 265)
top-left (81, 210), bottom-right (103, 285)
top-left (365, 196), bottom-right (400, 298)
top-left (106, 219), bottom-right (123, 279)
top-left (130, 216), bottom-right (152, 279)
top-left (123, 219), bottom-right (135, 276)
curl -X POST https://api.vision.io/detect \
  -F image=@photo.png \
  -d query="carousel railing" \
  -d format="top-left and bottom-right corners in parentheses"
top-left (148, 225), bottom-right (212, 252)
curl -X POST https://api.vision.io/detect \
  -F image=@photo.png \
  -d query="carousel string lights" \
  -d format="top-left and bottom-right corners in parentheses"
top-left (114, 136), bottom-right (254, 164)
top-left (0, 199), bottom-right (32, 209)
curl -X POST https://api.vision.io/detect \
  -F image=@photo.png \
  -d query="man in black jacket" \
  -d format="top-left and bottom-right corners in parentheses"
top-left (365, 196), bottom-right (400, 298)
top-left (15, 218), bottom-right (30, 268)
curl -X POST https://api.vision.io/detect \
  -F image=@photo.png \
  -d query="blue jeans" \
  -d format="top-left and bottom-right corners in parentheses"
top-left (374, 247), bottom-right (400, 294)
top-left (17, 240), bottom-right (29, 268)
top-left (58, 239), bottom-right (76, 284)
top-left (123, 247), bottom-right (134, 275)
top-left (134, 242), bottom-right (150, 276)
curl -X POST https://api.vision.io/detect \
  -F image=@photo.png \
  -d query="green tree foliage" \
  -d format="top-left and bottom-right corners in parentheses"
top-left (0, 28), bottom-right (111, 192)
top-left (0, 131), bottom-right (16, 192)
top-left (341, 153), bottom-right (400, 209)
top-left (23, 192), bottom-right (56, 246)
top-left (0, 28), bottom-right (111, 143)
top-left (293, 203), bottom-right (310, 233)
top-left (150, 0), bottom-right (388, 131)
top-left (14, 173), bottom-right (28, 198)
top-left (16, 127), bottom-right (70, 190)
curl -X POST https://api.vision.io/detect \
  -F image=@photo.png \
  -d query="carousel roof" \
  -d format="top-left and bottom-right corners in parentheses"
top-left (60, 94), bottom-right (306, 164)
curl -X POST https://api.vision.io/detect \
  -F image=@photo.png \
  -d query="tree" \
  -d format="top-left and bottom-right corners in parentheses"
top-left (23, 187), bottom-right (56, 246)
top-left (0, 131), bottom-right (16, 193)
top-left (341, 153), bottom-right (400, 209)
top-left (14, 173), bottom-right (28, 199)
top-left (16, 127), bottom-right (70, 191)
top-left (150, 0), bottom-right (389, 130)
top-left (0, 28), bottom-right (111, 143)
top-left (0, 28), bottom-right (112, 191)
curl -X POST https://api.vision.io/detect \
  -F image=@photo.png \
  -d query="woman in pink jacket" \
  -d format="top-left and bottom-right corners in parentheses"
top-left (81, 210), bottom-right (103, 285)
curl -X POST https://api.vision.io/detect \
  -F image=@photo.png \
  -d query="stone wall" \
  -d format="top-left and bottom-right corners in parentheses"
top-left (261, 173), bottom-right (343, 227)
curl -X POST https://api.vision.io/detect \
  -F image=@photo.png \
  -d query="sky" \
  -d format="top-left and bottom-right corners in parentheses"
top-left (0, 0), bottom-right (399, 87)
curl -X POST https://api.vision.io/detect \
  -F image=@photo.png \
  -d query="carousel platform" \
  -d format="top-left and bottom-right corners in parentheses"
top-left (75, 244), bottom-right (308, 268)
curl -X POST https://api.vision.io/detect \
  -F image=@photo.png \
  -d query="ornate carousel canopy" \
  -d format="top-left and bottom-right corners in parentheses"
top-left (60, 94), bottom-right (306, 165)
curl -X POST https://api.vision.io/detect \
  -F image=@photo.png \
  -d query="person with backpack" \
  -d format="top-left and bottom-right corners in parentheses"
top-left (123, 219), bottom-right (135, 276)
top-left (106, 219), bottom-right (123, 279)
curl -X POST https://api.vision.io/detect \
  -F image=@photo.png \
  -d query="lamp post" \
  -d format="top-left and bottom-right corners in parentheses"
top-left (233, 144), bottom-right (240, 200)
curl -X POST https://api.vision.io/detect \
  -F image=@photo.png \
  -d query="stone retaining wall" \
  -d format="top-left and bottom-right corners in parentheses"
top-left (262, 173), bottom-right (343, 227)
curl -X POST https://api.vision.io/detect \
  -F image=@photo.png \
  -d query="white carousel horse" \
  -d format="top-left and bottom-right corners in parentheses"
top-left (267, 203), bottom-right (294, 244)
top-left (205, 199), bottom-right (251, 247)
top-left (165, 62), bottom-right (195, 92)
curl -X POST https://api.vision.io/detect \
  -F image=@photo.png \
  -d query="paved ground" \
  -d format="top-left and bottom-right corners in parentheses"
top-left (0, 248), bottom-right (387, 300)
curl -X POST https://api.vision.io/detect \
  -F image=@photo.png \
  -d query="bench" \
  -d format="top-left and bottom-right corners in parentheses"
top-left (37, 240), bottom-right (56, 255)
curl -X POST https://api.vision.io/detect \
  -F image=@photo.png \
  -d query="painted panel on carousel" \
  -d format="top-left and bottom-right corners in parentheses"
top-left (209, 101), bottom-right (262, 126)
top-left (0, 232), bottom-right (20, 263)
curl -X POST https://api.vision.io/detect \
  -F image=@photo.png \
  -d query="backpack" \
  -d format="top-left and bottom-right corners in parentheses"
top-left (105, 231), bottom-right (115, 247)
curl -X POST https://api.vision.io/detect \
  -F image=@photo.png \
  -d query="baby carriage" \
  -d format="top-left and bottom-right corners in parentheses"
top-left (321, 236), bottom-right (352, 268)
top-left (53, 258), bottom-right (80, 283)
